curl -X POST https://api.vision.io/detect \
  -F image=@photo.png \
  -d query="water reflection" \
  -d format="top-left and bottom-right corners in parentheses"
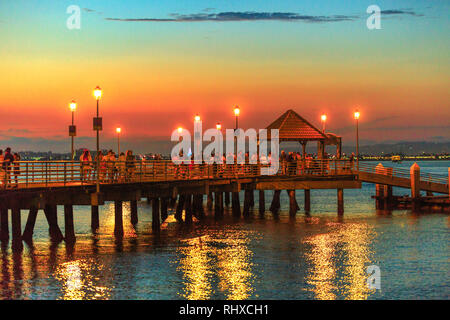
top-left (305, 222), bottom-right (376, 300)
top-left (54, 259), bottom-right (111, 300)
top-left (176, 230), bottom-right (254, 300)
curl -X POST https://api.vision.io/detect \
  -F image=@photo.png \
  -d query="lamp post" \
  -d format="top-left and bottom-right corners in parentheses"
top-left (321, 114), bottom-right (327, 133)
top-left (216, 123), bottom-right (221, 131)
top-left (234, 106), bottom-right (240, 130)
top-left (93, 86), bottom-right (102, 193)
top-left (233, 106), bottom-right (240, 162)
top-left (69, 100), bottom-right (77, 160)
top-left (354, 109), bottom-right (360, 170)
top-left (116, 127), bottom-right (121, 155)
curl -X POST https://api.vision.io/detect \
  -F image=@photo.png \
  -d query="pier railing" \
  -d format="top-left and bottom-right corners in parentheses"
top-left (1, 160), bottom-right (447, 190)
top-left (1, 159), bottom-right (355, 189)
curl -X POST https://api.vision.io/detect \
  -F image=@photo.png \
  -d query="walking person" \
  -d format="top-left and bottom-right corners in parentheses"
top-left (80, 149), bottom-right (92, 182)
top-left (2, 148), bottom-right (14, 188)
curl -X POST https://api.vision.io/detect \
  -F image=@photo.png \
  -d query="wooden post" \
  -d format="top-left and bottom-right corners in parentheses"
top-left (243, 189), bottom-right (251, 217)
top-left (259, 190), bottom-right (265, 215)
top-left (130, 200), bottom-right (138, 225)
top-left (214, 192), bottom-right (223, 219)
top-left (91, 205), bottom-right (100, 231)
top-left (337, 189), bottom-right (344, 215)
top-left (0, 205), bottom-right (9, 241)
top-left (304, 189), bottom-right (311, 213)
top-left (224, 192), bottom-right (230, 206)
top-left (232, 192), bottom-right (241, 217)
top-left (448, 168), bottom-right (450, 200)
top-left (207, 192), bottom-right (213, 211)
top-left (288, 190), bottom-right (299, 217)
top-left (410, 163), bottom-right (421, 212)
top-left (22, 206), bottom-right (38, 242)
top-left (11, 206), bottom-right (23, 250)
top-left (44, 205), bottom-right (64, 242)
top-left (114, 201), bottom-right (124, 237)
top-left (64, 205), bottom-right (76, 243)
top-left (270, 190), bottom-right (281, 214)
top-left (384, 167), bottom-right (393, 210)
top-left (249, 190), bottom-right (255, 208)
top-left (185, 195), bottom-right (193, 224)
top-left (375, 163), bottom-right (384, 210)
top-left (175, 195), bottom-right (185, 222)
top-left (152, 198), bottom-right (161, 230)
top-left (160, 198), bottom-right (168, 222)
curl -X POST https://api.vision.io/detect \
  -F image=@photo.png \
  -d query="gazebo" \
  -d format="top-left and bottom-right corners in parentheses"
top-left (265, 109), bottom-right (342, 159)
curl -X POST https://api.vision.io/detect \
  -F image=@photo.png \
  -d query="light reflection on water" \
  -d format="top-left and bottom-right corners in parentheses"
top-left (0, 161), bottom-right (448, 300)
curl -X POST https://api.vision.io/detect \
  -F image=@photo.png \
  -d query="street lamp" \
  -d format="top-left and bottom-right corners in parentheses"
top-left (177, 127), bottom-right (183, 133)
top-left (216, 123), bottom-right (222, 130)
top-left (321, 114), bottom-right (327, 133)
top-left (194, 114), bottom-right (201, 122)
top-left (354, 109), bottom-right (360, 169)
top-left (93, 86), bottom-right (102, 193)
top-left (116, 127), bottom-right (121, 155)
top-left (69, 100), bottom-right (77, 160)
top-left (234, 106), bottom-right (240, 130)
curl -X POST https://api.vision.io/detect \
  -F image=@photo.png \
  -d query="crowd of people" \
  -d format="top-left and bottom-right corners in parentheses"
top-left (79, 149), bottom-right (136, 182)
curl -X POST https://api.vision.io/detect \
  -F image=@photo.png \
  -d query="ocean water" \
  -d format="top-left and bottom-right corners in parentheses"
top-left (0, 161), bottom-right (448, 300)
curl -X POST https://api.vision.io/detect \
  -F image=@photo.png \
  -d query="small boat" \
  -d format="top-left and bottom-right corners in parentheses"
top-left (391, 155), bottom-right (402, 163)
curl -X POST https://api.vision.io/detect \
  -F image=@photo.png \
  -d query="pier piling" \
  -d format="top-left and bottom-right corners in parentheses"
top-left (152, 198), bottom-right (161, 230)
top-left (91, 205), bottom-right (100, 231)
top-left (175, 195), bottom-right (185, 222)
top-left (288, 190), bottom-right (299, 217)
top-left (0, 205), bottom-right (9, 241)
top-left (259, 190), bottom-right (265, 215)
top-left (243, 189), bottom-right (252, 217)
top-left (130, 200), bottom-right (138, 225)
top-left (410, 163), bottom-right (421, 212)
top-left (337, 189), bottom-right (344, 215)
top-left (44, 205), bottom-right (64, 242)
top-left (64, 205), bottom-right (76, 243)
top-left (22, 206), bottom-right (38, 242)
top-left (304, 189), bottom-right (311, 214)
top-left (270, 190), bottom-right (281, 214)
top-left (11, 206), bottom-right (23, 250)
top-left (225, 192), bottom-right (230, 206)
top-left (160, 198), bottom-right (168, 222)
top-left (185, 195), bottom-right (193, 224)
top-left (232, 192), bottom-right (241, 217)
top-left (114, 201), bottom-right (124, 237)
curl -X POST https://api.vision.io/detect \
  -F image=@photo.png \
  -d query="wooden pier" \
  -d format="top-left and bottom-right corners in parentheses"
top-left (0, 158), bottom-right (448, 249)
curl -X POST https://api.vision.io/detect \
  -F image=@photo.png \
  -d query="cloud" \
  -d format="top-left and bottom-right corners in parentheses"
top-left (381, 9), bottom-right (423, 17)
top-left (82, 8), bottom-right (102, 15)
top-left (105, 11), bottom-right (358, 23)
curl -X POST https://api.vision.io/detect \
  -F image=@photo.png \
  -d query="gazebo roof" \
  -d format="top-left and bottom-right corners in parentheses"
top-left (265, 109), bottom-right (327, 141)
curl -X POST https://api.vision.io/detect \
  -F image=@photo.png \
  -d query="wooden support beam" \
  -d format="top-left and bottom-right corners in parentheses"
top-left (91, 205), bottom-right (100, 231)
top-left (224, 192), bottom-right (230, 206)
top-left (22, 206), bottom-right (38, 242)
top-left (185, 195), bottom-right (193, 224)
top-left (44, 205), bottom-right (64, 242)
top-left (259, 190), bottom-right (265, 215)
top-left (270, 190), bottom-right (281, 214)
top-left (152, 198), bottom-right (161, 230)
top-left (11, 206), bottom-right (23, 250)
top-left (337, 189), bottom-right (344, 215)
top-left (130, 200), bottom-right (138, 225)
top-left (375, 163), bottom-right (385, 210)
top-left (249, 190), bottom-right (255, 208)
top-left (160, 198), bottom-right (168, 222)
top-left (207, 192), bottom-right (213, 211)
top-left (175, 195), bottom-right (185, 222)
top-left (114, 201), bottom-right (124, 238)
top-left (64, 205), bottom-right (76, 243)
top-left (232, 192), bottom-right (241, 217)
top-left (304, 189), bottom-right (311, 214)
top-left (288, 190), bottom-right (299, 217)
top-left (0, 205), bottom-right (9, 241)
top-left (243, 189), bottom-right (252, 217)
top-left (214, 192), bottom-right (223, 219)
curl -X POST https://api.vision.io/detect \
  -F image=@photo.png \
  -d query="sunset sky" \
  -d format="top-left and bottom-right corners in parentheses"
top-left (0, 0), bottom-right (449, 153)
